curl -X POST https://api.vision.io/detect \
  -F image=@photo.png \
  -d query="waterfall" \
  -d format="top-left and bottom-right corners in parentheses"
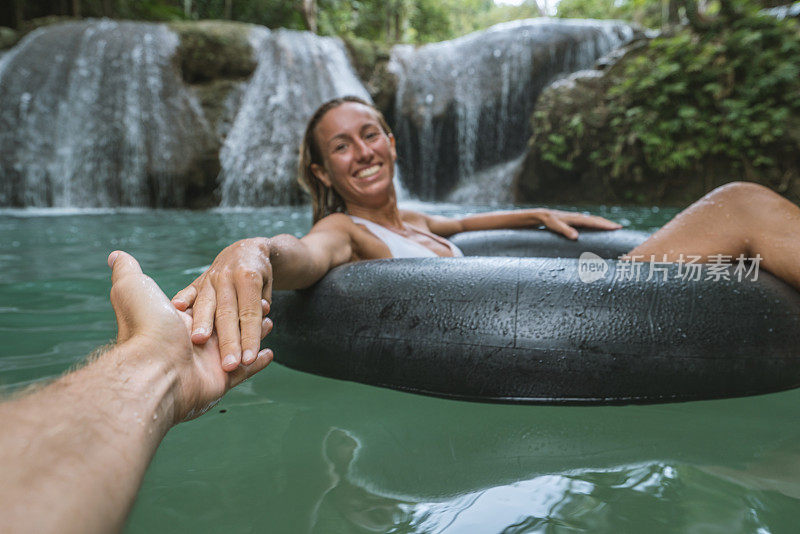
top-left (218, 29), bottom-right (371, 206)
top-left (390, 18), bottom-right (633, 201)
top-left (0, 20), bottom-right (215, 208)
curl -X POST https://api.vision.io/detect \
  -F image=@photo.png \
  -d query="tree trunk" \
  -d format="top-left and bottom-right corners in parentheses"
top-left (299, 0), bottom-right (317, 33)
top-left (224, 0), bottom-right (232, 20)
top-left (683, 0), bottom-right (712, 31)
top-left (667, 0), bottom-right (680, 25)
top-left (13, 0), bottom-right (24, 29)
top-left (72, 0), bottom-right (81, 17)
top-left (393, 8), bottom-right (401, 42)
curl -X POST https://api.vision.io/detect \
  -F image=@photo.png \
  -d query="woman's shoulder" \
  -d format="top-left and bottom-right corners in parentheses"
top-left (399, 209), bottom-right (429, 226)
top-left (312, 212), bottom-right (356, 231)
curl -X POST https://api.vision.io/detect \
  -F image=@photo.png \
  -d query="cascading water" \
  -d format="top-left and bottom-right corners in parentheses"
top-left (0, 20), bottom-right (215, 208)
top-left (218, 29), bottom-right (370, 207)
top-left (390, 18), bottom-right (633, 202)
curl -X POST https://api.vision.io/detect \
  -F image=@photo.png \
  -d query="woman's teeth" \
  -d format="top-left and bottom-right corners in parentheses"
top-left (356, 165), bottom-right (380, 179)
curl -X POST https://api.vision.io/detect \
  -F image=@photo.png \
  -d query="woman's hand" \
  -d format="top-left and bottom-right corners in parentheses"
top-left (171, 237), bottom-right (274, 372)
top-left (528, 209), bottom-right (621, 240)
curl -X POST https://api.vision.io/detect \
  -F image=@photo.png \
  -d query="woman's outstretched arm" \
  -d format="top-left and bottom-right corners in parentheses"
top-left (420, 209), bottom-right (621, 240)
top-left (172, 214), bottom-right (354, 372)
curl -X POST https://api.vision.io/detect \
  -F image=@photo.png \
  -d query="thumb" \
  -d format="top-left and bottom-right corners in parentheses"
top-left (107, 250), bottom-right (145, 343)
top-left (108, 250), bottom-right (144, 283)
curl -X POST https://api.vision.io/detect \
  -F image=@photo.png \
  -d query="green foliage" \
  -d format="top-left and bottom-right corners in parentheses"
top-left (9, 0), bottom-right (548, 43)
top-left (557, 0), bottom-right (665, 28)
top-left (534, 8), bottom-right (800, 185)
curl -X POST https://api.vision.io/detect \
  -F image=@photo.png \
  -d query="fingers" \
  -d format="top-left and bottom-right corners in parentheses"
top-left (190, 283), bottom-right (216, 344)
top-left (215, 279), bottom-right (242, 372)
top-left (172, 283), bottom-right (198, 311)
top-left (261, 316), bottom-right (273, 340)
top-left (235, 269), bottom-right (264, 366)
top-left (566, 214), bottom-right (622, 230)
top-left (540, 214), bottom-right (579, 240)
top-left (227, 349), bottom-right (273, 389)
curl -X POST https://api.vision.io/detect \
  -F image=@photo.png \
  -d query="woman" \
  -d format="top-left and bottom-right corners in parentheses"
top-left (172, 96), bottom-right (800, 372)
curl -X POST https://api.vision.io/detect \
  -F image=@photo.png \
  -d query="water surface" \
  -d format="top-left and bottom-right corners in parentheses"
top-left (2, 204), bottom-right (798, 534)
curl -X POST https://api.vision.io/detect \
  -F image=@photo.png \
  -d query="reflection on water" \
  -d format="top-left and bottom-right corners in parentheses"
top-left (2, 206), bottom-right (799, 533)
top-left (266, 371), bottom-right (800, 533)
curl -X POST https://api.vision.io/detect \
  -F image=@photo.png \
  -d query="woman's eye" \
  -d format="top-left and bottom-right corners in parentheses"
top-left (365, 131), bottom-right (379, 140)
top-left (334, 143), bottom-right (347, 152)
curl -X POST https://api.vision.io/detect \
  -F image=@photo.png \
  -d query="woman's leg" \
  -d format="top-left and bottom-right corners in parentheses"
top-left (626, 182), bottom-right (800, 290)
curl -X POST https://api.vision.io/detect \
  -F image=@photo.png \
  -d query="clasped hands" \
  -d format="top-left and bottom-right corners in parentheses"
top-left (171, 237), bottom-right (274, 372)
top-left (108, 250), bottom-right (272, 423)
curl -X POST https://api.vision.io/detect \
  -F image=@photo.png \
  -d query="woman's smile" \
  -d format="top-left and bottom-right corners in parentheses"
top-left (355, 164), bottom-right (382, 180)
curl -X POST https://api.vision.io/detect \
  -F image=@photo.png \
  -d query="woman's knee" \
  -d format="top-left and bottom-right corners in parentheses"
top-left (702, 181), bottom-right (783, 213)
top-left (706, 181), bottom-right (775, 203)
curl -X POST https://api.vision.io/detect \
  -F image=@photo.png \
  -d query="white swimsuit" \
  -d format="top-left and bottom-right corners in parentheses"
top-left (349, 215), bottom-right (464, 258)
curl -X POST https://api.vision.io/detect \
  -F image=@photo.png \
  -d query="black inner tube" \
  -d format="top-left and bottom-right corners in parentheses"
top-left (268, 230), bottom-right (800, 405)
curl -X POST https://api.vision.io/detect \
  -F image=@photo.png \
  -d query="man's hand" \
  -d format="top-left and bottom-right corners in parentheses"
top-left (170, 238), bottom-right (274, 373)
top-left (108, 250), bottom-right (273, 423)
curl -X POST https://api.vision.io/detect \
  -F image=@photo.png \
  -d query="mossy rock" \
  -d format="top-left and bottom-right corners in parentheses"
top-left (515, 21), bottom-right (800, 206)
top-left (0, 26), bottom-right (19, 50)
top-left (342, 36), bottom-right (397, 120)
top-left (169, 20), bottom-right (258, 84)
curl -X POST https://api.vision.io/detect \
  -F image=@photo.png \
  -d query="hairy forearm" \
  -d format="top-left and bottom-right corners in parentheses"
top-left (0, 340), bottom-right (177, 534)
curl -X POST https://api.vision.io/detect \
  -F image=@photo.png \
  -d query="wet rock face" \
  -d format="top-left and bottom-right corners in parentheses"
top-left (342, 36), bottom-right (397, 125)
top-left (390, 18), bottom-right (633, 201)
top-left (513, 68), bottom-right (617, 204)
top-left (170, 20), bottom-right (260, 207)
top-left (170, 20), bottom-right (258, 84)
top-left (0, 19), bottom-right (218, 207)
top-left (217, 29), bottom-right (371, 207)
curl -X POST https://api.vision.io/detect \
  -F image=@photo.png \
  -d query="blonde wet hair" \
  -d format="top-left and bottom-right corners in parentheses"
top-left (298, 96), bottom-right (393, 223)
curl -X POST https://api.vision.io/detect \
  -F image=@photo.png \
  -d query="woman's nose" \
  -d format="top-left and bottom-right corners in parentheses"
top-left (353, 138), bottom-right (374, 161)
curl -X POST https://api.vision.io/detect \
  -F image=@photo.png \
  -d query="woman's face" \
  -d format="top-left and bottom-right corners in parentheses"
top-left (311, 102), bottom-right (396, 208)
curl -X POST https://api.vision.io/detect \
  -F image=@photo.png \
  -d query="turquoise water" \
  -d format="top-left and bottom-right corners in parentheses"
top-left (2, 204), bottom-right (800, 533)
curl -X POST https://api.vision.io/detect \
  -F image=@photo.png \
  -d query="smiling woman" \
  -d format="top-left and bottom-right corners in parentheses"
top-left (171, 95), bottom-right (800, 384)
top-left (171, 96), bottom-right (620, 371)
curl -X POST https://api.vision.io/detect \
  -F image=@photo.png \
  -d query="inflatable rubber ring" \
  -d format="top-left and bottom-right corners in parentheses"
top-left (269, 229), bottom-right (800, 404)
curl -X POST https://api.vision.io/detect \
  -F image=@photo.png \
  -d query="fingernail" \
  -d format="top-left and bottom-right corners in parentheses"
top-left (258, 348), bottom-right (273, 362)
top-left (192, 327), bottom-right (208, 337)
top-left (223, 354), bottom-right (237, 368)
top-left (242, 350), bottom-right (254, 365)
top-left (108, 251), bottom-right (120, 267)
